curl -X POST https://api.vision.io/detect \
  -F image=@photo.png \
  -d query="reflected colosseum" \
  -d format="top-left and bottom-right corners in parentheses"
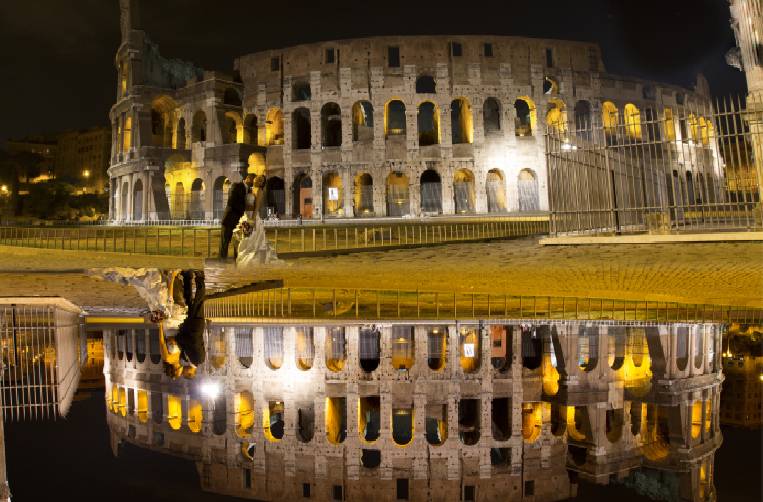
top-left (108, 30), bottom-right (718, 222)
top-left (105, 313), bottom-right (722, 501)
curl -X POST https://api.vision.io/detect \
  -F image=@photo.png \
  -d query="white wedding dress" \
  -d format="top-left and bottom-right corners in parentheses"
top-left (233, 214), bottom-right (281, 268)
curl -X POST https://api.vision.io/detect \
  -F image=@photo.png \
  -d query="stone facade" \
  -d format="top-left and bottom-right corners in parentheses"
top-left (105, 320), bottom-right (721, 501)
top-left (108, 0), bottom-right (711, 223)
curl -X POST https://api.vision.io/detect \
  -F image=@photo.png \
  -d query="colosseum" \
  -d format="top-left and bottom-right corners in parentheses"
top-left (102, 287), bottom-right (724, 501)
top-left (108, 0), bottom-right (716, 222)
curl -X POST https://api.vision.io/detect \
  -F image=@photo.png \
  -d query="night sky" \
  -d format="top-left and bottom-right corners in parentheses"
top-left (0, 0), bottom-right (746, 145)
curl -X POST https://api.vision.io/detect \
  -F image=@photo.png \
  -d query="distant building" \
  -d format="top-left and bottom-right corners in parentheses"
top-left (55, 127), bottom-right (111, 194)
top-left (4, 137), bottom-right (56, 183)
top-left (720, 326), bottom-right (763, 428)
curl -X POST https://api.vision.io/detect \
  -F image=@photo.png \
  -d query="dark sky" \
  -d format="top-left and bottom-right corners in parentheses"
top-left (0, 0), bottom-right (746, 145)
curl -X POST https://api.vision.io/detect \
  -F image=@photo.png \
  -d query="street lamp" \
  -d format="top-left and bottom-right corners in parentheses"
top-left (200, 380), bottom-right (220, 399)
top-left (82, 169), bottom-right (90, 179)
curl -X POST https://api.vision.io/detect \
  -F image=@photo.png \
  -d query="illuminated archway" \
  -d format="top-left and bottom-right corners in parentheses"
top-left (212, 176), bottom-right (230, 220)
top-left (353, 173), bottom-right (374, 216)
top-left (425, 403), bottom-right (448, 445)
top-left (189, 178), bottom-right (205, 219)
top-left (514, 96), bottom-right (537, 137)
top-left (264, 326), bottom-right (283, 369)
top-left (191, 110), bottom-right (207, 143)
top-left (188, 399), bottom-right (203, 433)
top-left (325, 326), bottom-right (346, 372)
top-left (417, 101), bottom-right (440, 146)
top-left (321, 102), bottom-right (342, 147)
top-left (453, 168), bottom-right (476, 214)
top-left (486, 169), bottom-right (506, 212)
top-left (545, 98), bottom-right (567, 135)
top-left (517, 169), bottom-right (539, 211)
top-left (392, 407), bottom-right (414, 446)
top-left (322, 171), bottom-right (343, 216)
top-left (391, 325), bottom-right (414, 370)
top-left (264, 401), bottom-right (285, 442)
top-left (386, 171), bottom-right (410, 217)
top-left (385, 100), bottom-right (406, 138)
top-left (420, 169), bottom-right (442, 214)
top-left (459, 326), bottom-right (480, 373)
top-left (223, 111), bottom-right (243, 144)
top-left (451, 97), bottom-right (473, 144)
top-left (167, 394), bottom-right (182, 430)
top-left (602, 101), bottom-right (618, 141)
top-left (352, 101), bottom-right (374, 142)
top-left (326, 397), bottom-right (347, 444)
top-left (295, 326), bottom-right (315, 370)
top-left (483, 97), bottom-right (501, 133)
top-left (265, 108), bottom-right (284, 145)
top-left (522, 402), bottom-right (542, 443)
top-left (623, 103), bottom-right (642, 140)
top-left (359, 396), bottom-right (381, 443)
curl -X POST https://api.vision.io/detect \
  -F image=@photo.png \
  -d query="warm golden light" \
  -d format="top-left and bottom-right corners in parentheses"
top-left (82, 169), bottom-right (90, 178)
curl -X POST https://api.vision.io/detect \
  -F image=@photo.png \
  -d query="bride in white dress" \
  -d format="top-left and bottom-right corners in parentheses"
top-left (233, 175), bottom-right (280, 267)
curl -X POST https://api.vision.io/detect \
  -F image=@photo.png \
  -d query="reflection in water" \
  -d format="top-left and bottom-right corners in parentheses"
top-left (104, 320), bottom-right (722, 501)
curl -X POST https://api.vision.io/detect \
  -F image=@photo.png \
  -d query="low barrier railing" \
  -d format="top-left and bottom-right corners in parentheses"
top-left (205, 287), bottom-right (763, 324)
top-left (0, 218), bottom-right (548, 258)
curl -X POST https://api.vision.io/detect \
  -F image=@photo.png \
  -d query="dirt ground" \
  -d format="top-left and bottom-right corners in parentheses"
top-left (205, 238), bottom-right (763, 308)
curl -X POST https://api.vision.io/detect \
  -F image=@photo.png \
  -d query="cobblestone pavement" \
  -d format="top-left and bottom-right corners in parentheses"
top-left (204, 238), bottom-right (763, 308)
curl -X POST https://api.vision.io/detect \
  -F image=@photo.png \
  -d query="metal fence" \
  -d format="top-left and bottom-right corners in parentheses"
top-left (0, 217), bottom-right (547, 259)
top-left (205, 286), bottom-right (763, 325)
top-left (0, 301), bottom-right (82, 421)
top-left (546, 96), bottom-right (762, 236)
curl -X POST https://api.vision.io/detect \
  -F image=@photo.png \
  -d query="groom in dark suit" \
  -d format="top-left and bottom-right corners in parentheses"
top-left (219, 174), bottom-right (254, 259)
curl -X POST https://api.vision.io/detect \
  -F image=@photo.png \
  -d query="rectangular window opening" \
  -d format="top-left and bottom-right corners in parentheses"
top-left (332, 485), bottom-right (343, 501)
top-left (388, 47), bottom-right (400, 68)
top-left (451, 42), bottom-right (463, 57)
top-left (326, 48), bottom-right (335, 64)
top-left (243, 468), bottom-right (252, 489)
top-left (303, 483), bottom-right (311, 498)
top-left (524, 480), bottom-right (535, 496)
top-left (396, 478), bottom-right (409, 500)
top-left (463, 485), bottom-right (476, 501)
top-left (271, 57), bottom-right (280, 72)
top-left (545, 48), bottom-right (554, 68)
top-left (484, 43), bottom-right (493, 57)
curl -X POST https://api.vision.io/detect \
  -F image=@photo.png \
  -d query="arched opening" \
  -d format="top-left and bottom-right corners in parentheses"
top-left (574, 100), bottom-right (591, 138)
top-left (297, 402), bottom-right (315, 442)
top-left (663, 107), bottom-right (676, 141)
top-left (420, 169), bottom-right (442, 214)
top-left (353, 173), bottom-right (374, 216)
top-left (417, 102), bottom-right (440, 146)
top-left (567, 406), bottom-right (587, 441)
top-left (704, 398), bottom-right (712, 435)
top-left (292, 108), bottom-right (311, 150)
top-left (223, 88), bottom-right (242, 106)
top-left (151, 392), bottom-right (163, 424)
top-left (624, 103), bottom-right (642, 140)
top-left (551, 403), bottom-right (566, 436)
top-left (458, 399), bottom-right (481, 445)
top-left (543, 77), bottom-right (559, 95)
top-left (212, 395), bottom-right (227, 436)
top-left (265, 177), bottom-right (286, 217)
top-left (188, 400), bottom-right (203, 433)
top-left (602, 101), bottom-right (618, 144)
top-left (135, 329), bottom-right (146, 363)
top-left (691, 401), bottom-right (703, 439)
top-left (121, 181), bottom-right (129, 220)
top-left (125, 330), bottom-right (133, 361)
top-left (426, 403), bottom-right (448, 445)
top-left (676, 326), bottom-right (689, 371)
top-left (359, 396), bottom-right (381, 443)
top-left (386, 171), bottom-right (410, 217)
top-left (150, 96), bottom-right (176, 147)
top-left (212, 176), bottom-right (231, 220)
top-left (292, 173), bottom-right (313, 219)
top-left (208, 327), bottom-right (226, 368)
top-left (325, 326), bottom-right (347, 372)
top-left (453, 168), bottom-right (476, 214)
top-left (172, 182), bottom-right (186, 219)
top-left (117, 387), bottom-right (127, 416)
top-left (116, 329), bottom-right (125, 360)
top-left (459, 326), bottom-right (480, 373)
top-left (578, 326), bottom-right (599, 372)
top-left (292, 81), bottom-right (311, 102)
top-left (606, 408), bottom-right (624, 443)
top-left (109, 385), bottom-right (118, 414)
top-left (546, 98), bottom-right (567, 135)
top-left (295, 326), bottom-right (315, 370)
top-left (264, 326), bottom-right (284, 369)
top-left (359, 327), bottom-right (381, 373)
top-left (385, 100), bottom-right (406, 138)
top-left (265, 108), bottom-right (284, 145)
top-left (514, 97), bottom-right (537, 137)
top-left (608, 326), bottom-right (626, 370)
top-left (132, 179), bottom-right (143, 221)
top-left (415, 75), bottom-right (436, 93)
top-left (688, 113), bottom-right (699, 142)
top-left (483, 98), bottom-right (501, 133)
top-left (326, 397), bottom-right (347, 444)
top-left (517, 169), bottom-right (539, 211)
top-left (189, 178), bottom-right (205, 219)
top-left (693, 326), bottom-right (704, 369)
top-left (392, 407), bottom-right (414, 446)
top-left (643, 404), bottom-right (670, 461)
top-left (541, 328), bottom-right (559, 396)
top-left (148, 328), bottom-right (161, 365)
top-left (264, 401), bottom-right (285, 442)
top-left (136, 389), bottom-right (148, 423)
top-left (244, 114), bottom-right (257, 145)
top-left (175, 117), bottom-right (186, 149)
top-left (451, 97), bottom-right (473, 144)
top-left (486, 169), bottom-right (507, 212)
top-left (630, 401), bottom-right (645, 436)
top-left (192, 111), bottom-right (207, 143)
top-left (492, 398), bottom-right (511, 441)
top-left (624, 327), bottom-right (652, 396)
top-left (321, 102), bottom-right (342, 147)
top-left (167, 394), bottom-right (182, 430)
top-left (352, 101), bottom-right (374, 142)
top-left (322, 171), bottom-right (343, 217)
top-left (234, 327), bottom-right (253, 369)
top-left (521, 325), bottom-right (542, 369)
top-left (223, 111), bottom-right (243, 144)
top-left (490, 325), bottom-right (510, 371)
top-left (391, 325), bottom-right (414, 370)
top-left (427, 326), bottom-right (447, 371)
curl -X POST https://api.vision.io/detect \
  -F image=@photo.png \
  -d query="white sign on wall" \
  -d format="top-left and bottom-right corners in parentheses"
top-left (328, 187), bottom-right (339, 201)
top-left (463, 343), bottom-right (475, 358)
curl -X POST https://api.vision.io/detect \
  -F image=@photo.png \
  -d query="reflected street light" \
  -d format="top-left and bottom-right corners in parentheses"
top-left (200, 380), bottom-right (220, 399)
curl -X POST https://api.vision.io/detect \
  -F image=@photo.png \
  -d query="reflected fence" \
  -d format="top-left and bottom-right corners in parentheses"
top-left (0, 217), bottom-right (547, 258)
top-left (206, 287), bottom-right (763, 325)
top-left (546, 95), bottom-right (763, 236)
